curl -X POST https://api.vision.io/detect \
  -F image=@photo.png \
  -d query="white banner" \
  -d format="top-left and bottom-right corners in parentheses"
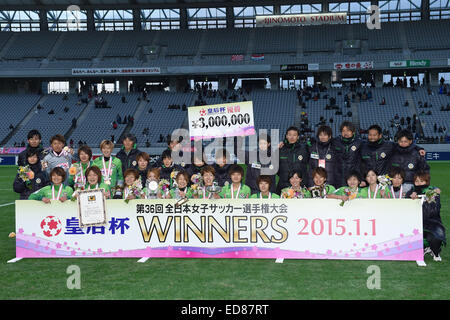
top-left (16, 199), bottom-right (423, 261)
top-left (188, 101), bottom-right (255, 140)
top-left (308, 63), bottom-right (320, 71)
top-left (334, 61), bottom-right (374, 70)
top-left (390, 61), bottom-right (407, 68)
top-left (256, 13), bottom-right (347, 27)
top-left (72, 67), bottom-right (161, 76)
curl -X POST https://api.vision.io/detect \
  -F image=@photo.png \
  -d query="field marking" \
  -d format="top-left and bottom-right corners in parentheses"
top-left (0, 202), bottom-right (14, 207)
top-left (7, 257), bottom-right (22, 263)
top-left (137, 257), bottom-right (150, 263)
top-left (275, 258), bottom-right (284, 263)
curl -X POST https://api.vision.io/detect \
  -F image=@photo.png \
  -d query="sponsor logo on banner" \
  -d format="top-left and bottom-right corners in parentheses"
top-left (0, 155), bottom-right (17, 165)
top-left (251, 54), bottom-right (265, 61)
top-left (390, 61), bottom-right (407, 68)
top-left (231, 54), bottom-right (244, 61)
top-left (407, 60), bottom-right (430, 67)
top-left (390, 60), bottom-right (430, 68)
top-left (281, 64), bottom-right (308, 71)
top-left (0, 147), bottom-right (25, 154)
top-left (448, 58), bottom-right (450, 66)
top-left (256, 13), bottom-right (347, 27)
top-left (334, 61), bottom-right (373, 70)
top-left (280, 64), bottom-right (320, 71)
top-left (426, 152), bottom-right (450, 161)
top-left (72, 67), bottom-right (161, 75)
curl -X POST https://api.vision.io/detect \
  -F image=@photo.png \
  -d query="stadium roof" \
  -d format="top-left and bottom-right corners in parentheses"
top-left (0, 0), bottom-right (324, 10)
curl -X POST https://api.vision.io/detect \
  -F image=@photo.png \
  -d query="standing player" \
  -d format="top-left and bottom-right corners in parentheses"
top-left (92, 140), bottom-right (123, 198)
top-left (277, 126), bottom-right (309, 193)
top-left (307, 125), bottom-right (343, 188)
top-left (333, 121), bottom-right (363, 187)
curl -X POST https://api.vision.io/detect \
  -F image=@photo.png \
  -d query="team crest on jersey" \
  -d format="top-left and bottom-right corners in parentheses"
top-left (380, 152), bottom-right (386, 158)
top-left (326, 154), bottom-right (331, 160)
top-left (298, 155), bottom-right (303, 161)
top-left (269, 164), bottom-right (274, 170)
top-left (181, 162), bottom-right (185, 167)
top-left (408, 163), bottom-right (414, 169)
top-left (132, 161), bottom-right (137, 166)
top-left (57, 163), bottom-right (69, 169)
top-left (351, 146), bottom-right (357, 151)
top-left (36, 178), bottom-right (41, 184)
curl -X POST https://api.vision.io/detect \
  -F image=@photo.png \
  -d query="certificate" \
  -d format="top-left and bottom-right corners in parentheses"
top-left (77, 189), bottom-right (107, 228)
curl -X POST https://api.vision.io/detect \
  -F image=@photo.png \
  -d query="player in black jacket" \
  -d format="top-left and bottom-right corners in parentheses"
top-left (388, 129), bottom-right (430, 190)
top-left (277, 126), bottom-right (309, 193)
top-left (14, 149), bottom-right (49, 199)
top-left (245, 133), bottom-right (277, 194)
top-left (116, 134), bottom-right (141, 175)
top-left (17, 129), bottom-right (45, 166)
top-left (307, 125), bottom-right (343, 188)
top-left (333, 121), bottom-right (363, 187)
top-left (361, 125), bottom-right (425, 176)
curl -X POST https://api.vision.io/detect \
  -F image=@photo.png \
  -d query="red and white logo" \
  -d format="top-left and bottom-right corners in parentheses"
top-left (40, 216), bottom-right (62, 237)
top-left (199, 109), bottom-right (207, 116)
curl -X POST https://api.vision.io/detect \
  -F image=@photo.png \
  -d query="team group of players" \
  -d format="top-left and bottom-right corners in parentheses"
top-left (13, 121), bottom-right (445, 260)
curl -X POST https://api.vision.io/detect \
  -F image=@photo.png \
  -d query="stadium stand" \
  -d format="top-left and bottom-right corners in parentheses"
top-left (130, 91), bottom-right (195, 147)
top-left (68, 92), bottom-right (141, 147)
top-left (9, 94), bottom-right (88, 146)
top-left (0, 94), bottom-right (41, 143)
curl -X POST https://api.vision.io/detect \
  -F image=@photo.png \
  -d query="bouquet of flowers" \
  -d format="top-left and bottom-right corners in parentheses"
top-left (191, 173), bottom-right (202, 185)
top-left (170, 170), bottom-right (179, 188)
top-left (425, 188), bottom-right (439, 204)
top-left (69, 163), bottom-right (86, 191)
top-left (339, 187), bottom-right (358, 206)
top-left (283, 188), bottom-right (306, 199)
top-left (124, 179), bottom-right (144, 204)
top-left (17, 165), bottom-right (34, 189)
top-left (377, 174), bottom-right (392, 190)
top-left (159, 179), bottom-right (170, 198)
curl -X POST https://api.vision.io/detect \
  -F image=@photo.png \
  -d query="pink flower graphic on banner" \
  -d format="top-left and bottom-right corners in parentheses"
top-left (413, 229), bottom-right (420, 235)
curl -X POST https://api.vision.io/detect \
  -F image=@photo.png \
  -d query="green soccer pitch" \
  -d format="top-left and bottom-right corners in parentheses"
top-left (0, 163), bottom-right (448, 300)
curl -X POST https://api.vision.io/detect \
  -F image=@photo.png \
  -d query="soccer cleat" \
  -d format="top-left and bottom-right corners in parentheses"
top-left (430, 251), bottom-right (442, 262)
top-left (424, 247), bottom-right (432, 256)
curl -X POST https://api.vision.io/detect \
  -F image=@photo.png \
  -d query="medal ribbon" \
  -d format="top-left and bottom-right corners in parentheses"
top-left (52, 185), bottom-right (63, 200)
top-left (102, 157), bottom-right (112, 180)
top-left (231, 184), bottom-right (241, 199)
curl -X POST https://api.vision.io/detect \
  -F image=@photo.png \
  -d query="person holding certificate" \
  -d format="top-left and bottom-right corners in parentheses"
top-left (29, 167), bottom-right (73, 203)
top-left (84, 167), bottom-right (111, 197)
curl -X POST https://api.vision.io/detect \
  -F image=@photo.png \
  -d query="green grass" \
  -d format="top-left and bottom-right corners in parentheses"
top-left (1, 163), bottom-right (449, 300)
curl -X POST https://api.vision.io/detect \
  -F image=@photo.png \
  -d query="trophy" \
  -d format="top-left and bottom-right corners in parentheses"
top-left (41, 160), bottom-right (48, 170)
top-left (205, 181), bottom-right (222, 199)
top-left (146, 179), bottom-right (159, 199)
top-left (310, 185), bottom-right (325, 198)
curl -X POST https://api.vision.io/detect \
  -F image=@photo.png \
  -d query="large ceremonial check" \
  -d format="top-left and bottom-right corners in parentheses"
top-left (188, 101), bottom-right (255, 140)
top-left (15, 199), bottom-right (423, 261)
